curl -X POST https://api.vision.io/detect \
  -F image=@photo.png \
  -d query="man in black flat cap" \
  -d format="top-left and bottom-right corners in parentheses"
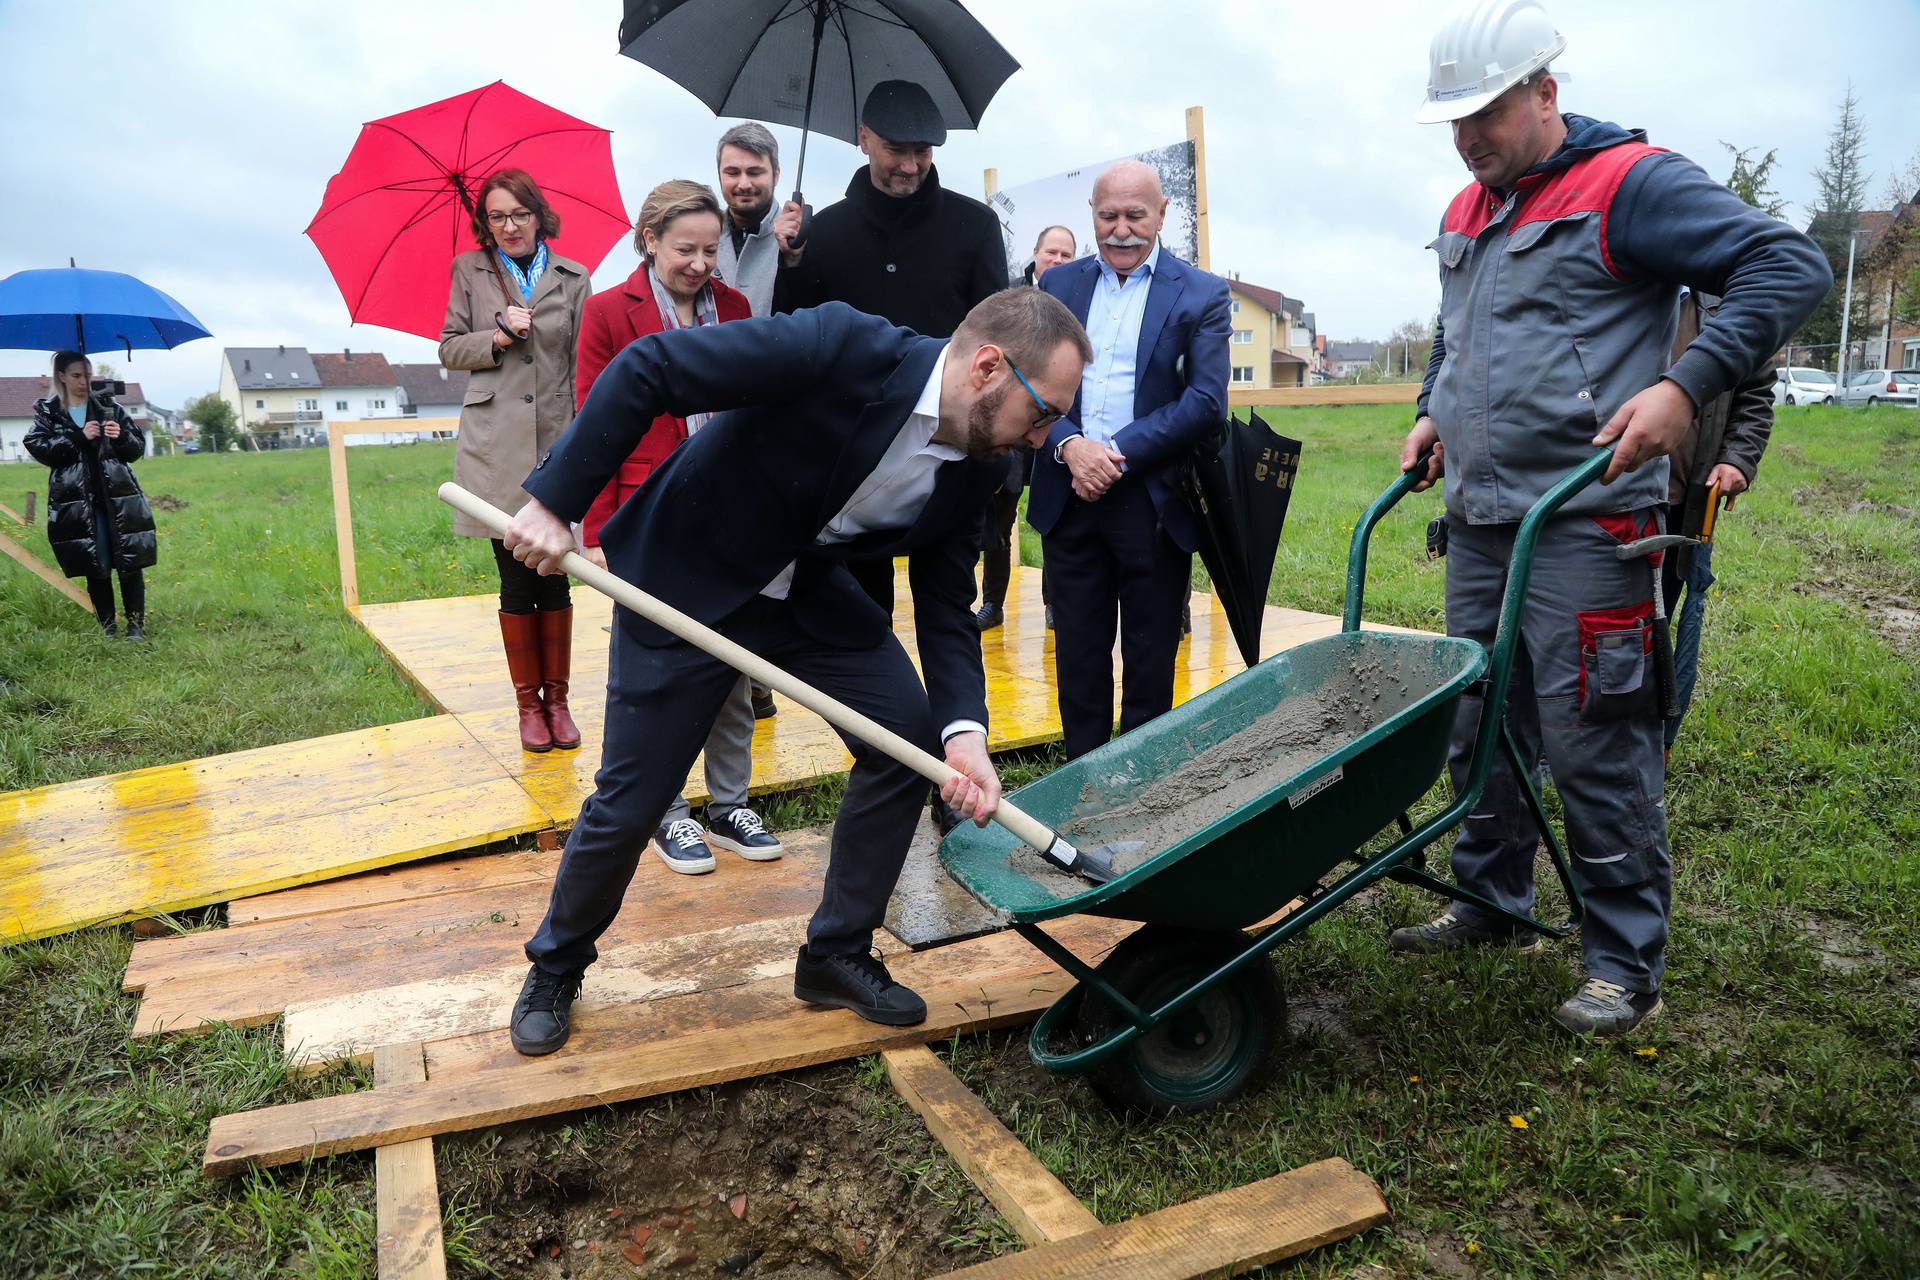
top-left (775, 78), bottom-right (1010, 618)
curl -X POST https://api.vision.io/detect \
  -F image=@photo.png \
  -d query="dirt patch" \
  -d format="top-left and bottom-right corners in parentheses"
top-left (438, 1064), bottom-right (1003, 1279)
top-left (149, 493), bottom-right (190, 512)
top-left (1799, 573), bottom-right (1920, 653)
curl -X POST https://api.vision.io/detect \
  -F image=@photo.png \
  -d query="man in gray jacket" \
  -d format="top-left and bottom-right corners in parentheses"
top-left (1390, 0), bottom-right (1830, 1038)
top-left (714, 123), bottom-right (802, 319)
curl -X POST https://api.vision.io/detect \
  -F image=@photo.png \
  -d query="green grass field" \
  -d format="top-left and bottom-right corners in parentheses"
top-left (1, 405), bottom-right (1916, 1277)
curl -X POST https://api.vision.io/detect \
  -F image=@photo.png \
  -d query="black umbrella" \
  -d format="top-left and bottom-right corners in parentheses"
top-left (1176, 411), bottom-right (1303, 669)
top-left (618, 0), bottom-right (1019, 225)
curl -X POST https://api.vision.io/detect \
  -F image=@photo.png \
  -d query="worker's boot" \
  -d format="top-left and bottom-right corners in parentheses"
top-left (1387, 910), bottom-right (1544, 955)
top-left (509, 963), bottom-right (583, 1056)
top-left (536, 606), bottom-right (582, 750)
top-left (1552, 978), bottom-right (1663, 1038)
top-left (499, 611), bottom-right (552, 753)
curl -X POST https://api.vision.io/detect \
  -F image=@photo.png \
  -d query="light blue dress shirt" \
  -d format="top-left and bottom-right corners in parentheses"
top-left (1077, 241), bottom-right (1161, 454)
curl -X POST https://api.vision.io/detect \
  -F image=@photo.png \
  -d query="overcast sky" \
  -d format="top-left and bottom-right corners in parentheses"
top-left (3, 0), bottom-right (1917, 409)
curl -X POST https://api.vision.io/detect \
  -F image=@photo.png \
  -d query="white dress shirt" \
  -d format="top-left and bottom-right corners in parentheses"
top-left (761, 345), bottom-right (983, 744)
top-left (1076, 241), bottom-right (1161, 455)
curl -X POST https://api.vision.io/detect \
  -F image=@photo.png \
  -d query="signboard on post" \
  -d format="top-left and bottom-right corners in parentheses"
top-left (986, 108), bottom-right (1210, 283)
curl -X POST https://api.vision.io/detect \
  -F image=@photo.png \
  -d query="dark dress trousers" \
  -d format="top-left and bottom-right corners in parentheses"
top-left (519, 303), bottom-right (1004, 972)
top-left (1029, 250), bottom-right (1232, 759)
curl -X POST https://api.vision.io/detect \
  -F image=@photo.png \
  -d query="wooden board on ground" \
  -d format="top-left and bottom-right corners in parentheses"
top-left (125, 830), bottom-right (832, 1040)
top-left (0, 525), bottom-right (91, 609)
top-left (228, 848), bottom-right (558, 927)
top-left (1, 716), bottom-right (554, 945)
top-left (373, 1043), bottom-right (448, 1280)
top-left (203, 917), bottom-right (1132, 1176)
top-left (883, 1046), bottom-right (1099, 1246)
top-left (941, 1157), bottom-right (1389, 1279)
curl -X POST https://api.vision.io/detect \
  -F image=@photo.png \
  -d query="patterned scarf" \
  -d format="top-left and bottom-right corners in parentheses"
top-left (495, 241), bottom-right (549, 301)
top-left (648, 263), bottom-right (719, 434)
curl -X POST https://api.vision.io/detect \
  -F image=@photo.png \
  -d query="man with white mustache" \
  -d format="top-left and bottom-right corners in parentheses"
top-left (1028, 161), bottom-right (1232, 759)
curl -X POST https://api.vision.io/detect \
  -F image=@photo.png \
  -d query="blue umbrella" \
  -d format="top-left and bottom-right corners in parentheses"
top-left (0, 265), bottom-right (211, 357)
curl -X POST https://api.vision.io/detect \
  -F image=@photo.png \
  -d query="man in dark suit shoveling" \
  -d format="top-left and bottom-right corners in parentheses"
top-left (499, 289), bottom-right (1092, 1055)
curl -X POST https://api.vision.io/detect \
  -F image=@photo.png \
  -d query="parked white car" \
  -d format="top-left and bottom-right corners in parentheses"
top-left (1834, 368), bottom-right (1920, 408)
top-left (1773, 366), bottom-right (1835, 405)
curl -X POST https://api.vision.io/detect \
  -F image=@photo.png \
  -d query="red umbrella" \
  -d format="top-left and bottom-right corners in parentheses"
top-left (307, 81), bottom-right (631, 340)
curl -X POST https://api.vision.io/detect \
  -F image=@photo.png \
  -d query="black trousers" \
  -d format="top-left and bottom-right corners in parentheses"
top-left (1043, 477), bottom-right (1191, 760)
top-left (525, 594), bottom-right (939, 974)
top-left (491, 538), bottom-right (572, 613)
top-left (85, 567), bottom-right (144, 620)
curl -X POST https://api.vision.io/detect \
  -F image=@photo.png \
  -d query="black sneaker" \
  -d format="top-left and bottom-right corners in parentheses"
top-left (707, 807), bottom-right (784, 861)
top-left (973, 602), bottom-right (1004, 631)
top-left (751, 686), bottom-right (777, 719)
top-left (652, 818), bottom-right (716, 875)
top-left (793, 946), bottom-right (927, 1026)
top-left (1386, 910), bottom-right (1544, 955)
top-left (510, 964), bottom-right (583, 1056)
top-left (125, 612), bottom-right (145, 642)
top-left (1044, 605), bottom-right (1055, 630)
top-left (99, 615), bottom-right (117, 638)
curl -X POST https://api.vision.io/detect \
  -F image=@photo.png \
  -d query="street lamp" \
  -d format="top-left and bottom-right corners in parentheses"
top-left (1836, 225), bottom-right (1873, 388)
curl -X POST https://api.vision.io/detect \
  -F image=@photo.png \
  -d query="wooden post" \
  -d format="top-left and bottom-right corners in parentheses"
top-left (984, 167), bottom-right (998, 199)
top-left (1186, 105), bottom-right (1211, 273)
top-left (328, 426), bottom-right (359, 610)
top-left (24, 491), bottom-right (35, 524)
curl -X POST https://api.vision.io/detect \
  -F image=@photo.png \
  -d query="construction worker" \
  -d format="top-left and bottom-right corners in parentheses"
top-left (1388, 0), bottom-right (1830, 1036)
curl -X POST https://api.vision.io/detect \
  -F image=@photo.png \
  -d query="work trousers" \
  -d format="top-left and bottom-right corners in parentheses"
top-left (526, 595), bottom-right (938, 974)
top-left (1443, 510), bottom-right (1672, 994)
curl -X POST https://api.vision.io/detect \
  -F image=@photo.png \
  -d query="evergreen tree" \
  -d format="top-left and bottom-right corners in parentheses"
top-left (1796, 85), bottom-right (1873, 359)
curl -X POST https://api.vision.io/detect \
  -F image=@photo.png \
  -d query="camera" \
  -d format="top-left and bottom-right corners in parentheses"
top-left (90, 377), bottom-right (127, 400)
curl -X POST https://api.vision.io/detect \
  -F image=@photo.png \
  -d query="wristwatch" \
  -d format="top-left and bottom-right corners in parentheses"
top-left (1052, 433), bottom-right (1083, 464)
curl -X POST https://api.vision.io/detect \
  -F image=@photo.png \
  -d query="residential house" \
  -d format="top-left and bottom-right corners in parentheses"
top-left (1324, 340), bottom-right (1378, 380)
top-left (0, 376), bottom-right (155, 463)
top-left (219, 346), bottom-right (325, 444)
top-left (1224, 278), bottom-right (1319, 389)
top-left (311, 350), bottom-right (412, 445)
top-left (1860, 189), bottom-right (1920, 371)
top-left (392, 362), bottom-right (468, 435)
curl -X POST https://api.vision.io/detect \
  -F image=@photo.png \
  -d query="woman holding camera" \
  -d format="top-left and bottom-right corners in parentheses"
top-left (25, 351), bottom-right (157, 639)
top-left (439, 168), bottom-right (592, 753)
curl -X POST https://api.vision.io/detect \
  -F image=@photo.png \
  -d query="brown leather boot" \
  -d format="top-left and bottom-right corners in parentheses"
top-left (499, 611), bottom-right (552, 752)
top-left (536, 606), bottom-right (582, 750)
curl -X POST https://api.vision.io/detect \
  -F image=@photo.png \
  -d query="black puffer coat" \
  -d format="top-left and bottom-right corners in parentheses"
top-left (24, 395), bottom-right (157, 577)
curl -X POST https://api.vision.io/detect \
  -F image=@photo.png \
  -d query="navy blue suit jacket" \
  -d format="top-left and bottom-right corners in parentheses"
top-left (522, 303), bottom-right (1002, 729)
top-left (1029, 249), bottom-right (1232, 553)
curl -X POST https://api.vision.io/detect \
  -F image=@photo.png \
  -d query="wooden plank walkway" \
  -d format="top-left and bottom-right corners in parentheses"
top-left (6, 563), bottom-right (1375, 943)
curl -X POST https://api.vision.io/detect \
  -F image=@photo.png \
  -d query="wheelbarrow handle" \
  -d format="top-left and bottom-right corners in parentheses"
top-left (437, 484), bottom-right (1068, 859)
top-left (1341, 445), bottom-right (1438, 631)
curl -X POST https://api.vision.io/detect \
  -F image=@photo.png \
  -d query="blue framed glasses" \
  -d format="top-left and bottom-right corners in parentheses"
top-left (1006, 360), bottom-right (1064, 430)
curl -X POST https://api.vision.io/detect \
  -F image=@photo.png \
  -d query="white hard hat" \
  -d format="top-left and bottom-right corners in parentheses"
top-left (1416, 0), bottom-right (1568, 124)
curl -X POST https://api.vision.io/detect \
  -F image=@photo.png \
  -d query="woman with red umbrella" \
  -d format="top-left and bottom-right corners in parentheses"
top-left (439, 169), bottom-right (593, 754)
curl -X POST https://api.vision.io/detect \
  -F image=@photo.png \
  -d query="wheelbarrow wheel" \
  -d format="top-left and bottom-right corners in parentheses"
top-left (1074, 925), bottom-right (1285, 1118)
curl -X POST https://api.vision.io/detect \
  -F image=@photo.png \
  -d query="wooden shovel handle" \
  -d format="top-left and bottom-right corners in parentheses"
top-left (437, 484), bottom-right (1059, 853)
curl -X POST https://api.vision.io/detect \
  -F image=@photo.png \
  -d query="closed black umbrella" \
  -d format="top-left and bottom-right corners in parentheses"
top-left (618, 0), bottom-right (1019, 217)
top-left (1176, 411), bottom-right (1303, 669)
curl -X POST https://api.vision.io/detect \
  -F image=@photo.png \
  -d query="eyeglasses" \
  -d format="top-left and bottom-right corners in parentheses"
top-left (1006, 360), bottom-right (1064, 430)
top-left (486, 209), bottom-right (536, 229)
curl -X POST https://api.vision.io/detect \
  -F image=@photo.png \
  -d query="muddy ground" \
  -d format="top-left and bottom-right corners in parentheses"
top-left (436, 1061), bottom-right (1012, 1279)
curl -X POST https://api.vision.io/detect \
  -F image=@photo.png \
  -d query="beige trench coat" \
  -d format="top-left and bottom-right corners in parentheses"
top-left (438, 248), bottom-right (590, 538)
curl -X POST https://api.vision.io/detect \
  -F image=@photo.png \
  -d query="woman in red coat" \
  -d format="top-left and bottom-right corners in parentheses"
top-left (572, 180), bottom-right (783, 873)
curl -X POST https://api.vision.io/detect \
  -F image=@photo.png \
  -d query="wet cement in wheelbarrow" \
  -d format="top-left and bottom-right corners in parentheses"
top-left (1010, 652), bottom-right (1422, 893)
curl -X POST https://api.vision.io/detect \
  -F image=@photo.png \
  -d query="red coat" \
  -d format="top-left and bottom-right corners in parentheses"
top-left (574, 264), bottom-right (752, 546)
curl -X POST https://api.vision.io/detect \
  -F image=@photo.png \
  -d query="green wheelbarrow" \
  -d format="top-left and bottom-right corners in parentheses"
top-left (937, 448), bottom-right (1616, 1117)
